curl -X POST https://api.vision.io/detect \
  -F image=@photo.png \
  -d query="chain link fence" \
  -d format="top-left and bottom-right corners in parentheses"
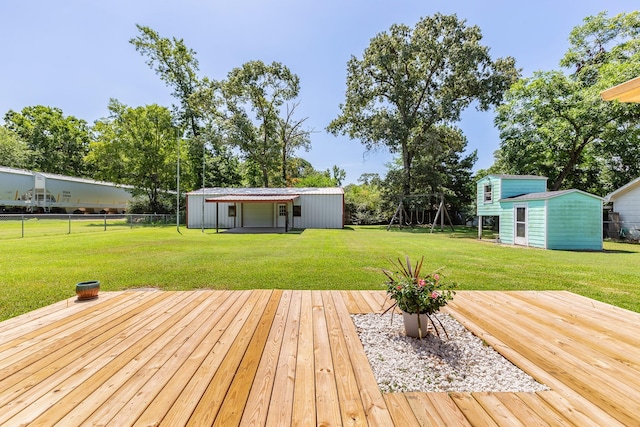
top-left (0, 214), bottom-right (179, 239)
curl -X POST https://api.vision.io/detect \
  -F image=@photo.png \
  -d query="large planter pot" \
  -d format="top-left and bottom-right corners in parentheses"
top-left (402, 311), bottom-right (431, 338)
top-left (76, 280), bottom-right (100, 301)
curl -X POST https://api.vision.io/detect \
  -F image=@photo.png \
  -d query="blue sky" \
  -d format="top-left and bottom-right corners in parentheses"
top-left (1, 1), bottom-right (637, 184)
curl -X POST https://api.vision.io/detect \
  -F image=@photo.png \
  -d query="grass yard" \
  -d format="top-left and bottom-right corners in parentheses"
top-left (1, 224), bottom-right (638, 320)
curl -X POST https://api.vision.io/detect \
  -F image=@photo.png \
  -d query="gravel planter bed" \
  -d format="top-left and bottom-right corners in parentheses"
top-left (352, 312), bottom-right (549, 394)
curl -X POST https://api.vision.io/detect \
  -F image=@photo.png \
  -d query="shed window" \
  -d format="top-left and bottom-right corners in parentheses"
top-left (484, 184), bottom-right (493, 203)
top-left (293, 206), bottom-right (301, 217)
top-left (228, 205), bottom-right (236, 217)
top-left (278, 204), bottom-right (287, 216)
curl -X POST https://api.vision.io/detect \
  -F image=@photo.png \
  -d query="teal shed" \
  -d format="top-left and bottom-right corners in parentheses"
top-left (477, 175), bottom-right (603, 250)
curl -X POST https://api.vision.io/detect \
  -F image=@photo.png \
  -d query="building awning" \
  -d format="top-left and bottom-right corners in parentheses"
top-left (205, 195), bottom-right (300, 203)
top-left (600, 76), bottom-right (640, 102)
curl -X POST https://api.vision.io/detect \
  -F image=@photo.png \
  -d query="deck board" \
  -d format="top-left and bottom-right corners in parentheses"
top-left (0, 289), bottom-right (637, 426)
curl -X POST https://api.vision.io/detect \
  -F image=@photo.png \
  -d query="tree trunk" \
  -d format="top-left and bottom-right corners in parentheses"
top-left (402, 141), bottom-right (412, 196)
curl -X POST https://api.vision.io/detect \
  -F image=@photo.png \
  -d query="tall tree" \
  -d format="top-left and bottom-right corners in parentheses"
top-left (223, 60), bottom-right (300, 187)
top-left (130, 25), bottom-right (207, 187)
top-left (494, 12), bottom-right (640, 194)
top-left (4, 106), bottom-right (90, 176)
top-left (89, 100), bottom-right (181, 212)
top-left (327, 14), bottom-right (519, 195)
top-left (0, 126), bottom-right (30, 168)
top-left (277, 102), bottom-right (312, 185)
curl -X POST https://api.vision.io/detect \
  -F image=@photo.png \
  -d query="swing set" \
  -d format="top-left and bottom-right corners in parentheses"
top-left (386, 193), bottom-right (455, 232)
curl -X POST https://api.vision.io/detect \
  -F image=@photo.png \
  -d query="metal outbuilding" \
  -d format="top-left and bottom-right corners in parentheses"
top-left (186, 187), bottom-right (344, 231)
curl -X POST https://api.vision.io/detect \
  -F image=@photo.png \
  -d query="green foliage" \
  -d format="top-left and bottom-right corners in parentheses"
top-left (89, 100), bottom-right (180, 212)
top-left (328, 13), bottom-right (519, 195)
top-left (292, 166), bottom-right (343, 187)
top-left (0, 126), bottom-right (31, 168)
top-left (4, 106), bottom-right (90, 176)
top-left (383, 255), bottom-right (456, 315)
top-left (494, 11), bottom-right (640, 195)
top-left (130, 25), bottom-right (200, 136)
top-left (223, 60), bottom-right (301, 187)
top-left (344, 178), bottom-right (386, 225)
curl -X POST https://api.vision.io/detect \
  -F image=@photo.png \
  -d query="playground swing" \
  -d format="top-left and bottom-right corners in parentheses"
top-left (387, 193), bottom-right (455, 232)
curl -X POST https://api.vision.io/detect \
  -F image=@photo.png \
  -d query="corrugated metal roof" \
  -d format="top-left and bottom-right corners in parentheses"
top-left (500, 189), bottom-right (602, 202)
top-left (188, 187), bottom-right (344, 196)
top-left (205, 195), bottom-right (300, 203)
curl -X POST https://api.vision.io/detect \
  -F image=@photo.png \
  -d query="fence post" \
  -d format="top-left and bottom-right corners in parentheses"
top-left (104, 214), bottom-right (107, 231)
top-left (68, 215), bottom-right (71, 234)
top-left (21, 215), bottom-right (24, 238)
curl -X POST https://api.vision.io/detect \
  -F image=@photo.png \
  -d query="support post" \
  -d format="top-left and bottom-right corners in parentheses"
top-left (478, 216), bottom-right (482, 239)
top-left (216, 202), bottom-right (219, 233)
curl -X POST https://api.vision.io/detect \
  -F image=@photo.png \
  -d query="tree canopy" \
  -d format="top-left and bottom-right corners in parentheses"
top-left (4, 106), bottom-right (90, 176)
top-left (328, 13), bottom-right (519, 195)
top-left (223, 60), bottom-right (303, 187)
top-left (494, 11), bottom-right (640, 194)
top-left (0, 126), bottom-right (30, 169)
top-left (89, 100), bottom-right (181, 213)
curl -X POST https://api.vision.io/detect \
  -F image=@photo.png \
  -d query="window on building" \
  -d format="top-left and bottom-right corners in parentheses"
top-left (228, 205), bottom-right (236, 217)
top-left (278, 204), bottom-right (287, 216)
top-left (484, 184), bottom-right (493, 203)
top-left (293, 205), bottom-right (301, 217)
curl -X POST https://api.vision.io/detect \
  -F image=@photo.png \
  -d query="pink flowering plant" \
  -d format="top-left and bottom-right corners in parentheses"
top-left (382, 255), bottom-right (457, 337)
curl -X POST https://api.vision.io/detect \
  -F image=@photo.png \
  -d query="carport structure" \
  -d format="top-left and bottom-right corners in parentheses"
top-left (205, 194), bottom-right (300, 232)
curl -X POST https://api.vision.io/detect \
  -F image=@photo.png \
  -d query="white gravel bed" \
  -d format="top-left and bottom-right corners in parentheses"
top-left (351, 312), bottom-right (549, 394)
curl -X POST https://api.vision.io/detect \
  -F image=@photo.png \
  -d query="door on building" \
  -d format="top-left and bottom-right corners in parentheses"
top-left (514, 204), bottom-right (527, 245)
top-left (277, 203), bottom-right (287, 228)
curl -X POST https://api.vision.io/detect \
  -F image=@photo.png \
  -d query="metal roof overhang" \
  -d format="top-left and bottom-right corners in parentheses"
top-left (600, 76), bottom-right (640, 102)
top-left (205, 195), bottom-right (300, 203)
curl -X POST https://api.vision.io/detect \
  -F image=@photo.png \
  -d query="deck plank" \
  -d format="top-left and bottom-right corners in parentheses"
top-left (186, 289), bottom-right (278, 427)
top-left (0, 291), bottom-right (129, 337)
top-left (52, 291), bottom-right (222, 426)
top-left (0, 291), bottom-right (187, 424)
top-left (0, 290), bottom-right (637, 426)
top-left (449, 392), bottom-right (499, 427)
top-left (0, 291), bottom-right (152, 366)
top-left (312, 291), bottom-right (342, 426)
top-left (263, 290), bottom-right (301, 427)
top-left (515, 392), bottom-right (573, 426)
top-left (426, 392), bottom-right (473, 426)
top-left (0, 291), bottom-right (172, 399)
top-left (384, 393), bottom-right (420, 426)
top-left (322, 291), bottom-right (368, 426)
top-left (11, 291), bottom-right (204, 426)
top-left (105, 290), bottom-right (236, 426)
top-left (473, 392), bottom-right (525, 427)
top-left (131, 290), bottom-right (253, 427)
top-left (404, 392), bottom-right (447, 425)
top-left (292, 290), bottom-right (317, 426)
top-left (158, 290), bottom-right (264, 426)
top-left (237, 289), bottom-right (293, 426)
top-left (212, 289), bottom-right (283, 426)
top-left (449, 291), bottom-right (640, 426)
top-left (492, 392), bottom-right (551, 426)
top-left (331, 291), bottom-right (395, 426)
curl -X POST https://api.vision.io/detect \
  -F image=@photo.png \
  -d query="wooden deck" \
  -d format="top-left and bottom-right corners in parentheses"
top-left (0, 290), bottom-right (638, 426)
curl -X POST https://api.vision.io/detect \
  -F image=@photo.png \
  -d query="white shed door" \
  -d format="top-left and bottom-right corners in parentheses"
top-left (514, 205), bottom-right (527, 245)
top-left (244, 203), bottom-right (273, 227)
top-left (277, 204), bottom-right (287, 228)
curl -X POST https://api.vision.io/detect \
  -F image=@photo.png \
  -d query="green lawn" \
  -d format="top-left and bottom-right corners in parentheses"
top-left (1, 225), bottom-right (638, 320)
